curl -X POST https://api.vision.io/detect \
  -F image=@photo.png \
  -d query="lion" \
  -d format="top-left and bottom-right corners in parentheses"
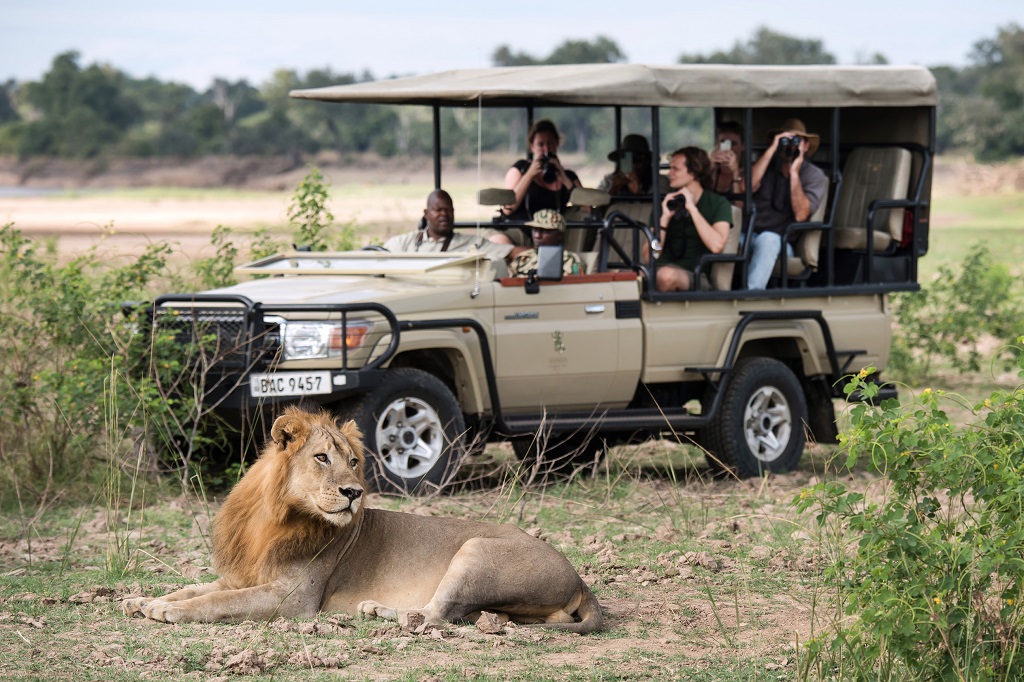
top-left (122, 405), bottom-right (603, 633)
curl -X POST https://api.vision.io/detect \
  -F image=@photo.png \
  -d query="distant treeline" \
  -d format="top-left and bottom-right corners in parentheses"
top-left (0, 24), bottom-right (1020, 162)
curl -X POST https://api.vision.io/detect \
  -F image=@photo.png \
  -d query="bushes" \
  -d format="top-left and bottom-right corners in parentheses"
top-left (889, 244), bottom-right (1022, 379)
top-left (0, 167), bottom-right (354, 506)
top-left (797, 358), bottom-right (1024, 679)
top-left (0, 225), bottom-right (173, 496)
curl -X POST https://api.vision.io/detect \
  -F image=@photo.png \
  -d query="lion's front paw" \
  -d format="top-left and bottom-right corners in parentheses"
top-left (357, 600), bottom-right (397, 621)
top-left (141, 599), bottom-right (185, 623)
top-left (122, 597), bottom-right (152, 617)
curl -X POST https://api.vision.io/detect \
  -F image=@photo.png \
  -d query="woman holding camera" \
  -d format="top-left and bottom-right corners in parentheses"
top-left (501, 119), bottom-right (581, 222)
top-left (651, 146), bottom-right (732, 292)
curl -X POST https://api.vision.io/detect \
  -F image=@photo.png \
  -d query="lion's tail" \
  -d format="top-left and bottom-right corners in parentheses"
top-left (533, 581), bottom-right (604, 634)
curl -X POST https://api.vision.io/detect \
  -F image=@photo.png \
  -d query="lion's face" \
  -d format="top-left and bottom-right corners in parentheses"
top-left (271, 409), bottom-right (367, 528)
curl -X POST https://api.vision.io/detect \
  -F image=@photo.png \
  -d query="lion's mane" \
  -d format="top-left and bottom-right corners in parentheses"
top-left (210, 406), bottom-right (363, 587)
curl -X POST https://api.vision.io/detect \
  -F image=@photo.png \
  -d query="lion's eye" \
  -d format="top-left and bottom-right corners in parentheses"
top-left (314, 453), bottom-right (329, 464)
top-left (349, 457), bottom-right (359, 469)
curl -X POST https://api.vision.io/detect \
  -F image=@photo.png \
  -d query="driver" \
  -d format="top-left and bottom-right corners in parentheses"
top-left (383, 189), bottom-right (528, 261)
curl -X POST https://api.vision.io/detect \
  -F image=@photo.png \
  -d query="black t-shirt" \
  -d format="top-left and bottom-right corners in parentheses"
top-left (507, 158), bottom-right (580, 220)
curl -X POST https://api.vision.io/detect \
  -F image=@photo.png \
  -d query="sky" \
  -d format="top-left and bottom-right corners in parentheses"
top-left (3, 1), bottom-right (1022, 90)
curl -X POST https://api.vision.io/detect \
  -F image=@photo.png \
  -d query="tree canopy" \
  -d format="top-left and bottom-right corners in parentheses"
top-left (0, 26), bottom-right (1019, 162)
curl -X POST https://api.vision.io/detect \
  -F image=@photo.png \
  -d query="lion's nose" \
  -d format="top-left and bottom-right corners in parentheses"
top-left (339, 487), bottom-right (362, 502)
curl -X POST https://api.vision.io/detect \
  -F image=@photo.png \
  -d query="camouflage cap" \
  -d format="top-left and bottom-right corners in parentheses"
top-left (525, 209), bottom-right (566, 232)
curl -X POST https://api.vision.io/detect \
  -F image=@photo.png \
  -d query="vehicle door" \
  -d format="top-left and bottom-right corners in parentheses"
top-left (491, 273), bottom-right (642, 412)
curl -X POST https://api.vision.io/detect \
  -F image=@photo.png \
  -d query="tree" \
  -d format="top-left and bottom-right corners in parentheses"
top-left (546, 36), bottom-right (625, 65)
top-left (16, 51), bottom-right (141, 157)
top-left (679, 27), bottom-right (836, 65)
top-left (0, 80), bottom-right (18, 125)
top-left (490, 36), bottom-right (627, 155)
top-left (971, 23), bottom-right (1024, 112)
top-left (940, 23), bottom-right (1024, 160)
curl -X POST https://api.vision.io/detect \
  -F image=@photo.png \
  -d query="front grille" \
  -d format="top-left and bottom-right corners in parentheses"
top-left (153, 307), bottom-right (280, 370)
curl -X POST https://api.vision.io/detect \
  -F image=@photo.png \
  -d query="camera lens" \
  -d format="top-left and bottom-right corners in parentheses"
top-left (666, 196), bottom-right (686, 211)
top-left (540, 154), bottom-right (559, 183)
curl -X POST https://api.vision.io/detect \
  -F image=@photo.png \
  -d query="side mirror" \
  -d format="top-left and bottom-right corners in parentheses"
top-left (524, 244), bottom-right (564, 294)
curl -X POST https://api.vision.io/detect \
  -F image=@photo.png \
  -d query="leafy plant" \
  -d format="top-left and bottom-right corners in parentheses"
top-left (890, 243), bottom-right (1022, 379)
top-left (287, 166), bottom-right (360, 251)
top-left (796, 357), bottom-right (1024, 679)
top-left (248, 226), bottom-right (288, 261)
top-left (287, 166), bottom-right (335, 251)
top-left (193, 225), bottom-right (238, 289)
top-left (0, 224), bottom-right (172, 494)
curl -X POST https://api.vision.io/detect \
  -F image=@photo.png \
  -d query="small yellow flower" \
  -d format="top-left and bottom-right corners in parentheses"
top-left (1007, 599), bottom-right (1015, 607)
top-left (933, 596), bottom-right (942, 605)
top-left (922, 388), bottom-right (933, 398)
top-left (858, 368), bottom-right (869, 379)
top-left (994, 463), bottom-right (1000, 470)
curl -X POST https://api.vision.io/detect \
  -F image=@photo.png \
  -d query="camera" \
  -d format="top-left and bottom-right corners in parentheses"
top-left (779, 135), bottom-right (802, 159)
top-left (666, 195), bottom-right (687, 212)
top-left (540, 153), bottom-right (559, 183)
top-left (719, 139), bottom-right (732, 151)
top-left (620, 151), bottom-right (634, 174)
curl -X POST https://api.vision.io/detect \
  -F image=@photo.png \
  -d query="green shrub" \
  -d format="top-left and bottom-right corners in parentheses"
top-left (797, 356), bottom-right (1024, 679)
top-left (890, 243), bottom-right (1022, 379)
top-left (287, 165), bottom-right (360, 251)
top-left (192, 225), bottom-right (238, 289)
top-left (0, 224), bottom-right (176, 499)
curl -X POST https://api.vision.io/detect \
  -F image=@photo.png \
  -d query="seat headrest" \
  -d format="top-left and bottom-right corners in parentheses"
top-left (569, 187), bottom-right (612, 208)
top-left (478, 188), bottom-right (516, 206)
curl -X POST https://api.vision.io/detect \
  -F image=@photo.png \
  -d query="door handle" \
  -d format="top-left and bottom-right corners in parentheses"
top-left (584, 305), bottom-right (605, 314)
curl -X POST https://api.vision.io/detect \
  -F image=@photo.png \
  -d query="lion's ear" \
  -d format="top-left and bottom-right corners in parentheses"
top-left (271, 414), bottom-right (307, 449)
top-left (338, 419), bottom-right (364, 452)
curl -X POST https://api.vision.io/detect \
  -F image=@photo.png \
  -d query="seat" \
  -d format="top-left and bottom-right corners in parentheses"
top-left (832, 147), bottom-right (912, 252)
top-left (564, 187), bottom-right (609, 254)
top-left (605, 201), bottom-right (653, 265)
top-left (705, 205), bottom-right (744, 290)
top-left (773, 187), bottom-right (831, 283)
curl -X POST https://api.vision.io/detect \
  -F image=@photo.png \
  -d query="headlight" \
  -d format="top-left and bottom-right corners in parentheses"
top-left (280, 320), bottom-right (371, 361)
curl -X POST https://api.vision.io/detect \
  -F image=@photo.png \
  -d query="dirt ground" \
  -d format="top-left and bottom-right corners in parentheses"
top-left (0, 456), bottom-right (835, 679)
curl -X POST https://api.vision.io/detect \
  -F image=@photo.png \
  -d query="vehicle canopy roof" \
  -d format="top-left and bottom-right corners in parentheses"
top-left (289, 63), bottom-right (937, 109)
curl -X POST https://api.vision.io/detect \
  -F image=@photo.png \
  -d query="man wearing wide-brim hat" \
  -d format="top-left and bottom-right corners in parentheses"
top-left (746, 118), bottom-right (828, 289)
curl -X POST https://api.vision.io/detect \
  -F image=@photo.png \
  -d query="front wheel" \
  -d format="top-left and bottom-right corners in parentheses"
top-left (704, 358), bottom-right (807, 477)
top-left (340, 368), bottom-right (466, 494)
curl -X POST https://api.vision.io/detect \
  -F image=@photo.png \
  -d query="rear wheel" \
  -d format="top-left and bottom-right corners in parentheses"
top-left (341, 368), bottom-right (466, 494)
top-left (704, 358), bottom-right (807, 477)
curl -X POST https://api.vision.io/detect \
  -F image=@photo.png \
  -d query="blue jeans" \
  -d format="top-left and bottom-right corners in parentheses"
top-left (742, 231), bottom-right (793, 290)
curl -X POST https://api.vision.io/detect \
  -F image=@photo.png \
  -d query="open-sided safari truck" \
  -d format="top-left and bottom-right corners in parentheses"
top-left (151, 64), bottom-right (936, 492)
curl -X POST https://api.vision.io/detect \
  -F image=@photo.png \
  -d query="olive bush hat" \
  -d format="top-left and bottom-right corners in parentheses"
top-left (526, 209), bottom-right (566, 232)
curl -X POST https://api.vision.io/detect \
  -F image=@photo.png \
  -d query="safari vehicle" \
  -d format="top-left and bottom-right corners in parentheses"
top-left (152, 64), bottom-right (936, 492)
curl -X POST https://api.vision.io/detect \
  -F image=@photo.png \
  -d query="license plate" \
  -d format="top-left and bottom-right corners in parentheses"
top-left (249, 371), bottom-right (332, 398)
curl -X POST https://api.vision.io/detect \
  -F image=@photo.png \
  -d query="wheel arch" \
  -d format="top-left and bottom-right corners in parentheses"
top-left (388, 345), bottom-right (489, 416)
top-left (726, 324), bottom-right (833, 382)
